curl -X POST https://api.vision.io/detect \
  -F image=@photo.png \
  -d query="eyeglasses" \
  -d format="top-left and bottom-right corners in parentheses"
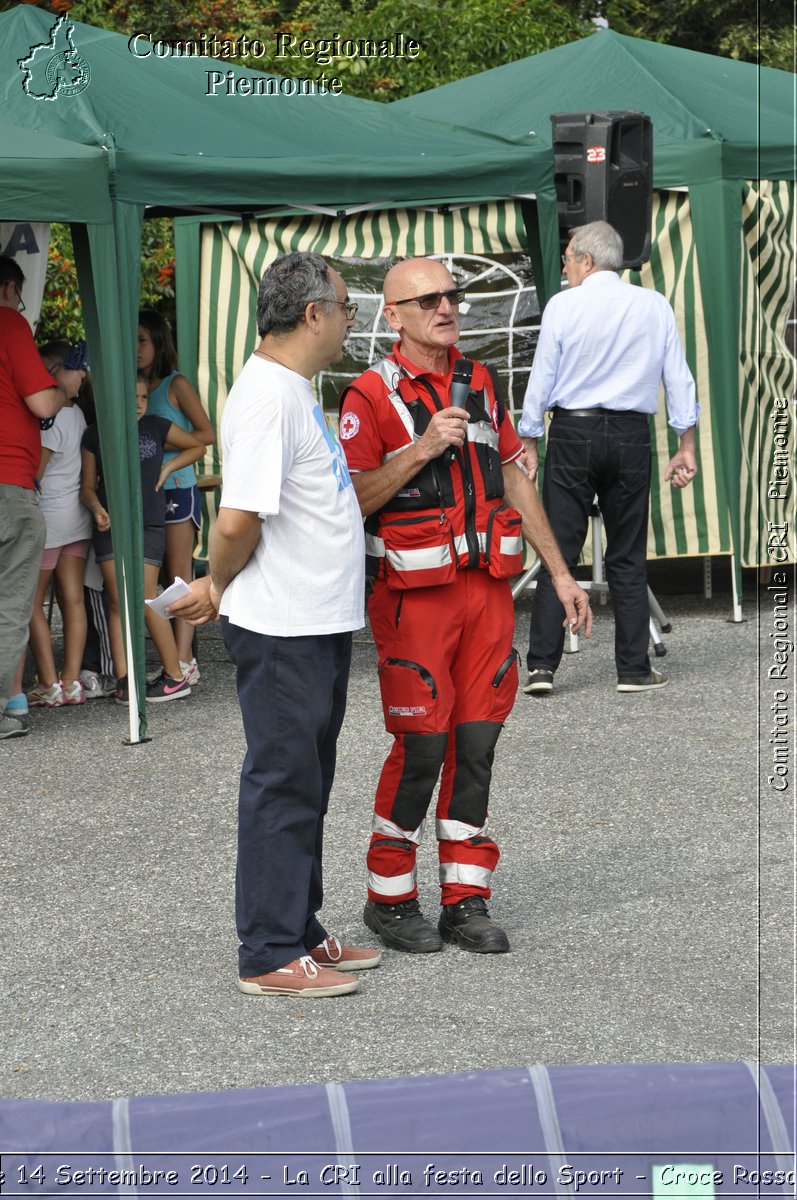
top-left (316, 298), bottom-right (359, 320)
top-left (561, 252), bottom-right (585, 266)
top-left (388, 288), bottom-right (466, 310)
top-left (14, 285), bottom-right (25, 314)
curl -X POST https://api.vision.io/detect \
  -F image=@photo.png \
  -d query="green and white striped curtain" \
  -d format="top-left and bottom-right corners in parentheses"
top-left (623, 190), bottom-right (729, 561)
top-left (738, 179), bottom-right (796, 567)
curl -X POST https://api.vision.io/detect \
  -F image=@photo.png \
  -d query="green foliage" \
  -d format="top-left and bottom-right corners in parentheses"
top-left (258, 0), bottom-right (590, 99)
top-left (580, 0), bottom-right (795, 70)
top-left (720, 23), bottom-right (794, 72)
top-left (37, 219), bottom-right (176, 342)
top-left (37, 224), bottom-right (82, 342)
top-left (64, 0), bottom-right (279, 39)
top-left (7, 0), bottom-right (792, 73)
top-left (53, 0), bottom-right (591, 99)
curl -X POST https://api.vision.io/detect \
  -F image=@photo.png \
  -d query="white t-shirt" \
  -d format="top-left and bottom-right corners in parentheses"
top-left (39, 404), bottom-right (92, 549)
top-left (218, 356), bottom-right (365, 637)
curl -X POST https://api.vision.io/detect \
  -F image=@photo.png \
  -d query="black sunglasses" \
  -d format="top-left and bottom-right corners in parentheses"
top-left (389, 287), bottom-right (466, 311)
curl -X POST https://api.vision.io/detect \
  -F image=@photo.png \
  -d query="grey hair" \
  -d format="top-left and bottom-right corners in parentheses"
top-left (569, 222), bottom-right (624, 271)
top-left (256, 251), bottom-right (336, 336)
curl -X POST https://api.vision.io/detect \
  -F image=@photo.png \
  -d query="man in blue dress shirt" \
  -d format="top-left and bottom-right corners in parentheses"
top-left (518, 221), bottom-right (699, 695)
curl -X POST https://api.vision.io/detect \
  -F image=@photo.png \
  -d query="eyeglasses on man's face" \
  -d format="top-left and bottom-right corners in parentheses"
top-left (14, 284), bottom-right (25, 314)
top-left (317, 299), bottom-right (359, 320)
top-left (561, 252), bottom-right (583, 267)
top-left (388, 287), bottom-right (466, 311)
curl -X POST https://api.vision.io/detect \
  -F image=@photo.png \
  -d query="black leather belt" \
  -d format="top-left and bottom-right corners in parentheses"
top-left (552, 408), bottom-right (605, 417)
top-left (552, 408), bottom-right (647, 419)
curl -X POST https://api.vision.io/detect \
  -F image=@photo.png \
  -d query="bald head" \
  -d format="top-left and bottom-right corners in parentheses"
top-left (383, 257), bottom-right (455, 305)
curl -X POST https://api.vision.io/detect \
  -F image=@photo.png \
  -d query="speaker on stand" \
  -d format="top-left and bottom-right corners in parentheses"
top-left (550, 110), bottom-right (653, 268)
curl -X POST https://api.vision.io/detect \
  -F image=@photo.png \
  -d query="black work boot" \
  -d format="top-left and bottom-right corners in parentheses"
top-left (438, 896), bottom-right (510, 953)
top-left (363, 899), bottom-right (443, 953)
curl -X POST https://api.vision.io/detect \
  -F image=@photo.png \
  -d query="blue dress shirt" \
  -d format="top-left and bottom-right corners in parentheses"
top-left (518, 271), bottom-right (699, 439)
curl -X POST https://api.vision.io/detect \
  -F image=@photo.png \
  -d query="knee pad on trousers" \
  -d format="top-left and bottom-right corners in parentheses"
top-left (446, 721), bottom-right (503, 828)
top-left (390, 731), bottom-right (448, 831)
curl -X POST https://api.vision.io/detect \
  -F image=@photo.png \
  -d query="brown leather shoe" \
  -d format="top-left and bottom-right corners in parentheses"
top-left (238, 955), bottom-right (359, 997)
top-left (310, 935), bottom-right (381, 971)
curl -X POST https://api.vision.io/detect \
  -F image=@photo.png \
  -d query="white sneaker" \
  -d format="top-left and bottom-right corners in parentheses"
top-left (61, 679), bottom-right (86, 705)
top-left (180, 658), bottom-right (200, 686)
top-left (79, 670), bottom-right (117, 699)
top-left (27, 681), bottom-right (65, 707)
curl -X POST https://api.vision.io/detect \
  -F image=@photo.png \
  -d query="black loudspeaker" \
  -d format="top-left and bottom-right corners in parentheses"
top-left (550, 111), bottom-right (653, 269)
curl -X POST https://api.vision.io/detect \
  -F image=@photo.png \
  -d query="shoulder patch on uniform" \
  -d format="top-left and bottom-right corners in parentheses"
top-left (339, 412), bottom-right (360, 440)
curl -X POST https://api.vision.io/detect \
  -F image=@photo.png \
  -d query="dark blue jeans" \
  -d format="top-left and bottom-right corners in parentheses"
top-left (528, 410), bottom-right (652, 678)
top-left (222, 618), bottom-right (353, 977)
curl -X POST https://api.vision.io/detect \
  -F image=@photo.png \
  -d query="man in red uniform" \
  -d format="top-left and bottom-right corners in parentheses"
top-left (340, 257), bottom-right (591, 953)
top-left (0, 256), bottom-right (69, 739)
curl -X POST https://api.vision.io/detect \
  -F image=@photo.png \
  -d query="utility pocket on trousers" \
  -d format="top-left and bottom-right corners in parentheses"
top-left (618, 440), bottom-right (651, 494)
top-left (378, 656), bottom-right (439, 734)
top-left (547, 436), bottom-right (590, 488)
top-left (483, 504), bottom-right (524, 579)
top-left (489, 648), bottom-right (519, 721)
top-left (381, 513), bottom-right (457, 591)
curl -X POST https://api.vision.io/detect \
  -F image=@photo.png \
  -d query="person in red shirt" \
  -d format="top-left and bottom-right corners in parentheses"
top-left (0, 255), bottom-right (69, 739)
top-left (339, 257), bottom-right (591, 954)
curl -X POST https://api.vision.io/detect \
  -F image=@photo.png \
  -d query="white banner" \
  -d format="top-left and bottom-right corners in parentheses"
top-left (0, 221), bottom-right (50, 331)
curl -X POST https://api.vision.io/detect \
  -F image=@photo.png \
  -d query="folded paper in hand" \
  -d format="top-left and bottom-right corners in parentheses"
top-left (145, 577), bottom-right (191, 619)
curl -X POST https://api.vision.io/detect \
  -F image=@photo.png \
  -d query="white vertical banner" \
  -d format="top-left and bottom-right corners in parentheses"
top-left (0, 221), bottom-right (50, 331)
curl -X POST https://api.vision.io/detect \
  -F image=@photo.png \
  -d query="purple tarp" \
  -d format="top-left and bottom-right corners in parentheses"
top-left (1, 1063), bottom-right (794, 1197)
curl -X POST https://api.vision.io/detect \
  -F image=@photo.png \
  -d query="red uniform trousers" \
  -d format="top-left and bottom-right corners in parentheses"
top-left (367, 567), bottom-right (518, 905)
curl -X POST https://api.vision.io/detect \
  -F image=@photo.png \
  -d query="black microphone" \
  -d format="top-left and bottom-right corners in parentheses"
top-left (450, 358), bottom-right (473, 408)
top-left (447, 358), bottom-right (473, 463)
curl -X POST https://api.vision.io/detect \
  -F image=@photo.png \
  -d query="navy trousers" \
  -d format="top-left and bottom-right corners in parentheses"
top-left (527, 410), bottom-right (652, 678)
top-left (222, 618), bottom-right (353, 977)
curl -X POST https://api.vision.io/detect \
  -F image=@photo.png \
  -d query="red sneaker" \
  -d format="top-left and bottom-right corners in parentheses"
top-left (238, 955), bottom-right (359, 997)
top-left (310, 935), bottom-right (382, 971)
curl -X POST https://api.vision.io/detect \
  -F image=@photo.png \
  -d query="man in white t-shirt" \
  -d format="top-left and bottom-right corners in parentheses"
top-left (169, 252), bottom-right (379, 998)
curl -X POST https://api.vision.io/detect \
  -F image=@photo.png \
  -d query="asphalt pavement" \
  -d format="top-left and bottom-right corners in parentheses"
top-left (1, 564), bottom-right (792, 1106)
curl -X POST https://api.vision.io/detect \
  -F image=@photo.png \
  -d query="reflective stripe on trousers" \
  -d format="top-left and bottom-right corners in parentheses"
top-left (372, 814), bottom-right (426, 845)
top-left (366, 867), bottom-right (417, 899)
top-left (438, 862), bottom-right (493, 889)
